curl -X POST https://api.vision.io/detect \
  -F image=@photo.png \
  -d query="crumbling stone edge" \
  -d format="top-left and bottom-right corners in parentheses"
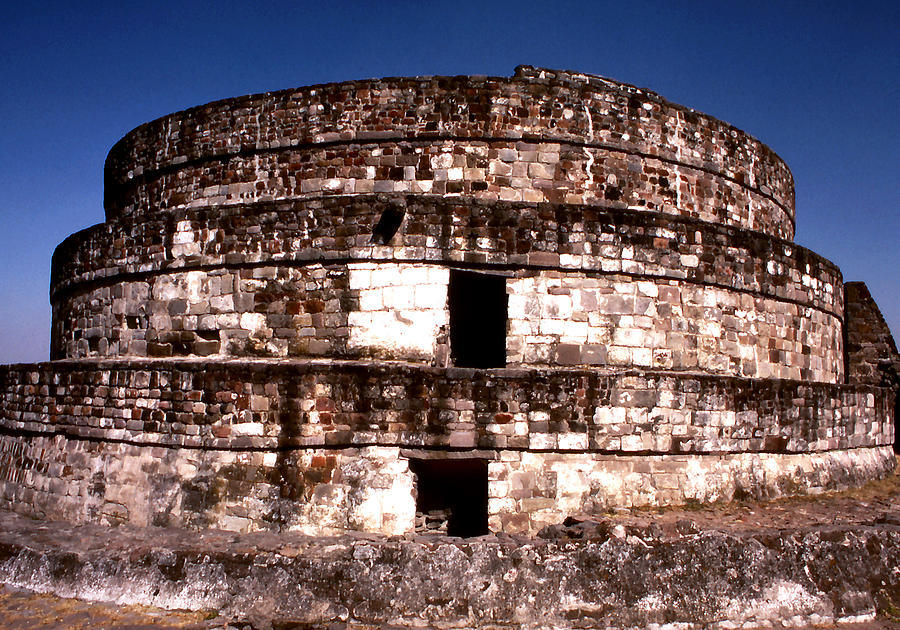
top-left (1, 509), bottom-right (899, 628)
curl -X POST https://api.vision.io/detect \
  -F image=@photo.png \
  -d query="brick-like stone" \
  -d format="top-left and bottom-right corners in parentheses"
top-left (1, 66), bottom-right (894, 542)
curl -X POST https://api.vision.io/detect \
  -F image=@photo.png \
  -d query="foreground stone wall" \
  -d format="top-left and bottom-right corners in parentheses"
top-left (4, 508), bottom-right (900, 629)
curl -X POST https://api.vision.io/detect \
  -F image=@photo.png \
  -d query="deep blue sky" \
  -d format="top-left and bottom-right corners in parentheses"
top-left (1, 1), bottom-right (897, 364)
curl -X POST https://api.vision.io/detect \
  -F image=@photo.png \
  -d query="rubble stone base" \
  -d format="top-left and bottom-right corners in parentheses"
top-left (1, 509), bottom-right (899, 628)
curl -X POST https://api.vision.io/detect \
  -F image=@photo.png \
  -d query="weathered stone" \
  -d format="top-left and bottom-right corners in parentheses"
top-left (3, 507), bottom-right (900, 628)
top-left (0, 66), bottom-right (896, 544)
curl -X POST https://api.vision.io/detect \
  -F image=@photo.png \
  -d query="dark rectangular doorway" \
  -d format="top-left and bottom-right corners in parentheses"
top-left (448, 269), bottom-right (507, 368)
top-left (409, 458), bottom-right (489, 537)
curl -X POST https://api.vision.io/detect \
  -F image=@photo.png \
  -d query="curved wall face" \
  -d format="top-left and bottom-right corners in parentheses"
top-left (49, 197), bottom-right (842, 378)
top-left (4, 67), bottom-right (895, 537)
top-left (49, 197), bottom-right (838, 313)
top-left (51, 264), bottom-right (844, 382)
top-left (506, 274), bottom-right (842, 381)
top-left (0, 434), bottom-right (895, 535)
top-left (0, 361), bottom-right (894, 535)
top-left (103, 66), bottom-right (794, 239)
top-left (52, 264), bottom-right (451, 362)
top-left (105, 141), bottom-right (792, 240)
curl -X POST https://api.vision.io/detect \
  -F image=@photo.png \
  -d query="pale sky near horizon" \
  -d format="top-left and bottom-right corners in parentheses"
top-left (1, 1), bottom-right (897, 364)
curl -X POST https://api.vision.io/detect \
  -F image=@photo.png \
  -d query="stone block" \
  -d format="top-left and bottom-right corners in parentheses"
top-left (555, 344), bottom-right (581, 365)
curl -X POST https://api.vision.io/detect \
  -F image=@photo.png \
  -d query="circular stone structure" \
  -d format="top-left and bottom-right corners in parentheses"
top-left (1, 66), bottom-right (897, 536)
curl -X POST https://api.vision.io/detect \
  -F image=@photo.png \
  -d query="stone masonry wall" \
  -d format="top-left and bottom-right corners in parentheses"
top-left (0, 434), bottom-right (414, 535)
top-left (846, 281), bottom-right (900, 387)
top-left (0, 430), bottom-right (892, 536)
top-left (347, 263), bottom-right (449, 360)
top-left (0, 356), bottom-right (893, 534)
top-left (6, 66), bottom-right (896, 541)
top-left (51, 263), bottom-right (844, 381)
top-left (6, 507), bottom-right (900, 629)
top-left (50, 198), bottom-right (843, 370)
top-left (489, 447), bottom-right (896, 534)
top-left (50, 198), bottom-right (836, 311)
top-left (507, 272), bottom-right (841, 381)
top-left (52, 263), bottom-right (449, 363)
top-left (103, 67), bottom-right (794, 238)
top-left (104, 140), bottom-right (791, 239)
top-left (0, 355), bottom-right (894, 534)
top-left (0, 361), bottom-right (891, 458)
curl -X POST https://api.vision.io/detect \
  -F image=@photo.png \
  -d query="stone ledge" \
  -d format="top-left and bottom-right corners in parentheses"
top-left (0, 360), bottom-right (892, 454)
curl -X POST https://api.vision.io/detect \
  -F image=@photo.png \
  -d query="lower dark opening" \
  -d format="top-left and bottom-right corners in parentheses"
top-left (894, 394), bottom-right (899, 454)
top-left (409, 458), bottom-right (489, 537)
top-left (448, 269), bottom-right (507, 368)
